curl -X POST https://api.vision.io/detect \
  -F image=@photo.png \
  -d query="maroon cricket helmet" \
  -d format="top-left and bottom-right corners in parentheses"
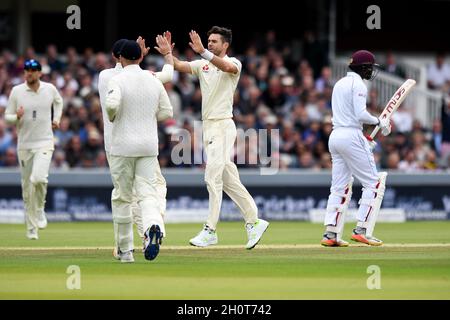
top-left (349, 50), bottom-right (376, 66)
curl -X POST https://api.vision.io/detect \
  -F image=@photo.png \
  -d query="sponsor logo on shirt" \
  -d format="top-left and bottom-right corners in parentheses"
top-left (202, 64), bottom-right (209, 73)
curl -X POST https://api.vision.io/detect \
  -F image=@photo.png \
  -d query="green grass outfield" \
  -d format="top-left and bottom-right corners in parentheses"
top-left (0, 221), bottom-right (449, 299)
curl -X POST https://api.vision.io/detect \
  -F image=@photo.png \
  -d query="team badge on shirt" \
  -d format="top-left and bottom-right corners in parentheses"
top-left (202, 64), bottom-right (209, 73)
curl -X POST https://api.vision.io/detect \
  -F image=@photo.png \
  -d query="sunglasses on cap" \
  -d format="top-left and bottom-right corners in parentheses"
top-left (24, 59), bottom-right (42, 71)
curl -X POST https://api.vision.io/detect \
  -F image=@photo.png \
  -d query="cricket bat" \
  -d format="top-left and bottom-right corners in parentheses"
top-left (369, 78), bottom-right (416, 139)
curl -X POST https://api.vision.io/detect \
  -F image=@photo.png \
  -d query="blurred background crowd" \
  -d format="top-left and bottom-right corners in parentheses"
top-left (0, 31), bottom-right (449, 171)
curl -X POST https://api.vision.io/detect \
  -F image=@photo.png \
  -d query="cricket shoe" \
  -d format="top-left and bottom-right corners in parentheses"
top-left (144, 225), bottom-right (162, 261)
top-left (351, 228), bottom-right (383, 246)
top-left (189, 225), bottom-right (218, 247)
top-left (245, 219), bottom-right (269, 250)
top-left (26, 228), bottom-right (38, 240)
top-left (118, 250), bottom-right (135, 263)
top-left (37, 211), bottom-right (48, 229)
top-left (320, 232), bottom-right (349, 247)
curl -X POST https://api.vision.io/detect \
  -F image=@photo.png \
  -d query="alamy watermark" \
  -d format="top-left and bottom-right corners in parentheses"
top-left (170, 121), bottom-right (280, 175)
top-left (66, 5), bottom-right (81, 30)
top-left (367, 5), bottom-right (381, 30)
top-left (366, 265), bottom-right (381, 290)
top-left (66, 265), bottom-right (81, 290)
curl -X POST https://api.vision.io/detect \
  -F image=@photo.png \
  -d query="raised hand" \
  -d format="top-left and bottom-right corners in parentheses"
top-left (154, 35), bottom-right (171, 56)
top-left (163, 31), bottom-right (175, 51)
top-left (136, 36), bottom-right (150, 57)
top-left (188, 30), bottom-right (205, 54)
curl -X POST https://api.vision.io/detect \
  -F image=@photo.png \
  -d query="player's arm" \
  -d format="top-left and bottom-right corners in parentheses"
top-left (105, 78), bottom-right (122, 122)
top-left (156, 81), bottom-right (173, 121)
top-left (153, 33), bottom-right (174, 84)
top-left (136, 36), bottom-right (150, 65)
top-left (4, 88), bottom-right (23, 124)
top-left (353, 83), bottom-right (379, 125)
top-left (188, 30), bottom-right (239, 74)
top-left (173, 55), bottom-right (192, 74)
top-left (52, 85), bottom-right (64, 129)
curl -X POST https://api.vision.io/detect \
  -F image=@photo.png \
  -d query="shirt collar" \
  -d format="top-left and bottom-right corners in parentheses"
top-left (123, 64), bottom-right (141, 72)
top-left (25, 80), bottom-right (41, 92)
top-left (347, 71), bottom-right (362, 81)
top-left (115, 63), bottom-right (123, 70)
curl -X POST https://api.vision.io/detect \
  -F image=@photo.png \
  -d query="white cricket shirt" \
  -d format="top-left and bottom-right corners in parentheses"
top-left (99, 63), bottom-right (174, 153)
top-left (331, 72), bottom-right (379, 130)
top-left (5, 81), bottom-right (63, 150)
top-left (189, 56), bottom-right (241, 120)
top-left (98, 63), bottom-right (123, 153)
top-left (105, 64), bottom-right (173, 157)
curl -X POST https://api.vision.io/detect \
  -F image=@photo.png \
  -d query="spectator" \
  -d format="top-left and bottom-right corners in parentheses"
top-left (422, 150), bottom-right (438, 170)
top-left (427, 53), bottom-right (450, 91)
top-left (386, 152), bottom-right (400, 169)
top-left (46, 44), bottom-right (65, 72)
top-left (440, 97), bottom-right (450, 163)
top-left (65, 135), bottom-right (83, 167)
top-left (0, 118), bottom-right (13, 154)
top-left (0, 147), bottom-right (18, 167)
top-left (383, 52), bottom-right (406, 78)
top-left (430, 119), bottom-right (442, 156)
top-left (315, 66), bottom-right (333, 93)
top-left (398, 150), bottom-right (420, 172)
top-left (51, 149), bottom-right (70, 170)
top-left (391, 104), bottom-right (414, 133)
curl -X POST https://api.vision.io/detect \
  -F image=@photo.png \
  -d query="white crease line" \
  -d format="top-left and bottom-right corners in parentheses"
top-left (1, 243), bottom-right (450, 251)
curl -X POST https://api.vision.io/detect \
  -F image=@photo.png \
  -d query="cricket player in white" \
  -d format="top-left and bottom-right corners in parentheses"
top-left (106, 40), bottom-right (173, 262)
top-left (321, 50), bottom-right (391, 247)
top-left (5, 59), bottom-right (63, 240)
top-left (98, 35), bottom-right (173, 259)
top-left (172, 27), bottom-right (269, 249)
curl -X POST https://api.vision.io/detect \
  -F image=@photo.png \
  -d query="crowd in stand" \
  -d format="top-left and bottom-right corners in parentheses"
top-left (0, 32), bottom-right (449, 171)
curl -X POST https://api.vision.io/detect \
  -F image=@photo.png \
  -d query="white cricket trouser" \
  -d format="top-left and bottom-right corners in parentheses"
top-left (109, 155), bottom-right (163, 253)
top-left (203, 119), bottom-right (258, 230)
top-left (325, 128), bottom-right (380, 228)
top-left (131, 164), bottom-right (167, 237)
top-left (17, 148), bottom-right (53, 231)
top-left (107, 152), bottom-right (167, 238)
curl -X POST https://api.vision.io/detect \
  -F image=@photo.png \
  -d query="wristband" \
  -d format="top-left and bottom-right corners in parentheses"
top-left (200, 49), bottom-right (214, 61)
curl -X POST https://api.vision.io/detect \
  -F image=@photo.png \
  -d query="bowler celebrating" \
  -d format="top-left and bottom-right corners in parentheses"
top-left (172, 27), bottom-right (269, 249)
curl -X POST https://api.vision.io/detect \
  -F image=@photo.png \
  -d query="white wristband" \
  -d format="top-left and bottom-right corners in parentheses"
top-left (200, 49), bottom-right (214, 61)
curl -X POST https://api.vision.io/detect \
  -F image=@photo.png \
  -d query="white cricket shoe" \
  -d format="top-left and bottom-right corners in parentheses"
top-left (27, 228), bottom-right (39, 240)
top-left (37, 211), bottom-right (48, 229)
top-left (189, 225), bottom-right (218, 247)
top-left (118, 250), bottom-right (135, 263)
top-left (245, 219), bottom-right (269, 250)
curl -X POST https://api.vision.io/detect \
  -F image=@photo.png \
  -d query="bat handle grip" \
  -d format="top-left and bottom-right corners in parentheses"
top-left (370, 126), bottom-right (380, 140)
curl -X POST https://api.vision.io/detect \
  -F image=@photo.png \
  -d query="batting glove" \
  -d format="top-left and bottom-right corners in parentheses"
top-left (378, 117), bottom-right (392, 136)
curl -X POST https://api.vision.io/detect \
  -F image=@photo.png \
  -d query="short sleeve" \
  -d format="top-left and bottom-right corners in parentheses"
top-left (189, 59), bottom-right (206, 76)
top-left (229, 57), bottom-right (242, 75)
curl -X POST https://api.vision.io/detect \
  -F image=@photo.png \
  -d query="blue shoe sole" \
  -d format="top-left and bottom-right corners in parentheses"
top-left (144, 225), bottom-right (161, 261)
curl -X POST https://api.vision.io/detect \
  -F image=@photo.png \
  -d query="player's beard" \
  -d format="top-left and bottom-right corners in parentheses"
top-left (26, 78), bottom-right (38, 86)
top-left (209, 47), bottom-right (224, 57)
